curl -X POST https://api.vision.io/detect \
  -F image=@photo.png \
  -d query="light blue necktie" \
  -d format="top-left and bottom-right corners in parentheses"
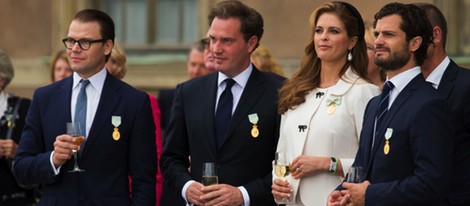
top-left (75, 79), bottom-right (90, 137)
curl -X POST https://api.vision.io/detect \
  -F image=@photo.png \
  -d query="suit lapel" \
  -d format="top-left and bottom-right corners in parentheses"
top-left (437, 60), bottom-right (457, 99)
top-left (203, 73), bottom-right (219, 152)
top-left (369, 75), bottom-right (422, 162)
top-left (362, 97), bottom-right (379, 177)
top-left (81, 73), bottom-right (121, 157)
top-left (58, 78), bottom-right (74, 124)
top-left (290, 91), bottom-right (324, 157)
top-left (219, 69), bottom-right (263, 148)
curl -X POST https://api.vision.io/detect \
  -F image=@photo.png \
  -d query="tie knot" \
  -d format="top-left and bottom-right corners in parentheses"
top-left (224, 79), bottom-right (236, 90)
top-left (383, 81), bottom-right (395, 94)
top-left (80, 79), bottom-right (90, 88)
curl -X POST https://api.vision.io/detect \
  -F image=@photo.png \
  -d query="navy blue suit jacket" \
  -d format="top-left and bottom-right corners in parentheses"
top-left (14, 72), bottom-right (157, 206)
top-left (160, 68), bottom-right (284, 205)
top-left (351, 74), bottom-right (454, 205)
top-left (437, 60), bottom-right (470, 205)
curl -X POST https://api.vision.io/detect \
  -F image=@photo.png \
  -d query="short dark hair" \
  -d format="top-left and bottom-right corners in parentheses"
top-left (208, 0), bottom-right (263, 49)
top-left (73, 9), bottom-right (115, 61)
top-left (414, 3), bottom-right (448, 48)
top-left (374, 3), bottom-right (433, 66)
top-left (192, 39), bottom-right (206, 53)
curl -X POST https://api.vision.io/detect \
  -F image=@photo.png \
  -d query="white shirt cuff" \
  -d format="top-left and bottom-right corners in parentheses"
top-left (49, 151), bottom-right (61, 175)
top-left (238, 186), bottom-right (250, 206)
top-left (182, 180), bottom-right (196, 206)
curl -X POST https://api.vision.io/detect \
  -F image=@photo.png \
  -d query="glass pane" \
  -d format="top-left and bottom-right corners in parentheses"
top-left (99, 0), bottom-right (204, 48)
top-left (125, 0), bottom-right (147, 44)
top-left (182, 0), bottom-right (198, 44)
top-left (459, 0), bottom-right (470, 54)
top-left (100, 0), bottom-right (122, 40)
top-left (156, 0), bottom-right (180, 45)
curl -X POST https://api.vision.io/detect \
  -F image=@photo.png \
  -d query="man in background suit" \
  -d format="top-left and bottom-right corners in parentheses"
top-left (416, 3), bottom-right (470, 206)
top-left (14, 9), bottom-right (156, 206)
top-left (160, 1), bottom-right (284, 205)
top-left (328, 3), bottom-right (454, 206)
top-left (158, 39), bottom-right (212, 135)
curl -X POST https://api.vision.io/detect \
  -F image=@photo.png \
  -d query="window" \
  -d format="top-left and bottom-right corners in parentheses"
top-left (435, 0), bottom-right (470, 58)
top-left (96, 0), bottom-right (200, 50)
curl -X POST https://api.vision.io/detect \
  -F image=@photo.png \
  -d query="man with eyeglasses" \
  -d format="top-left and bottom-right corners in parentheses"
top-left (14, 9), bottom-right (157, 206)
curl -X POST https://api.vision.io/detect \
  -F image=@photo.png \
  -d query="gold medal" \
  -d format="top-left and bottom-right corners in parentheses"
top-left (327, 104), bottom-right (336, 114)
top-left (248, 113), bottom-right (259, 138)
top-left (384, 140), bottom-right (390, 155)
top-left (326, 97), bottom-right (341, 115)
top-left (113, 128), bottom-right (120, 141)
top-left (384, 128), bottom-right (393, 155)
top-left (251, 125), bottom-right (259, 138)
top-left (111, 116), bottom-right (121, 141)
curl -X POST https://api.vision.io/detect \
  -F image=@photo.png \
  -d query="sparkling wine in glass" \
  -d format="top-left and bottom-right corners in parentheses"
top-left (274, 152), bottom-right (293, 204)
top-left (202, 162), bottom-right (218, 186)
top-left (346, 166), bottom-right (363, 183)
top-left (274, 152), bottom-right (290, 179)
top-left (67, 122), bottom-right (85, 173)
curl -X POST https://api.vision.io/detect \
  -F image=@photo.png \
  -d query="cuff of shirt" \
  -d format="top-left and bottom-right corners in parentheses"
top-left (183, 180), bottom-right (196, 206)
top-left (238, 186), bottom-right (250, 206)
top-left (49, 151), bottom-right (61, 175)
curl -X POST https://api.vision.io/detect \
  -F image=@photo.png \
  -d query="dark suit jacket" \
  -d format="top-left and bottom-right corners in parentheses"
top-left (14, 72), bottom-right (157, 206)
top-left (351, 74), bottom-right (454, 205)
top-left (0, 95), bottom-right (34, 206)
top-left (160, 68), bottom-right (284, 206)
top-left (438, 60), bottom-right (470, 205)
top-left (157, 88), bottom-right (175, 136)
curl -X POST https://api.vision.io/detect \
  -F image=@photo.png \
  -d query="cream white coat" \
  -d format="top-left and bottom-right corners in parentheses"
top-left (274, 68), bottom-right (380, 205)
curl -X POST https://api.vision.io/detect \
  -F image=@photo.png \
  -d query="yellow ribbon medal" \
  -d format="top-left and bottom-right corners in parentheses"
top-left (248, 113), bottom-right (259, 138)
top-left (112, 116), bottom-right (121, 141)
top-left (384, 128), bottom-right (393, 155)
top-left (326, 97), bottom-right (341, 115)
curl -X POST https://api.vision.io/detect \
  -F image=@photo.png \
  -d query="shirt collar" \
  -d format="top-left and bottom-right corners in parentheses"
top-left (388, 66), bottom-right (421, 94)
top-left (426, 56), bottom-right (450, 89)
top-left (217, 64), bottom-right (253, 88)
top-left (73, 68), bottom-right (107, 90)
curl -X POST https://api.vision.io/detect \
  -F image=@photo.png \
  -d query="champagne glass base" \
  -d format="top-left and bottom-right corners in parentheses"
top-left (68, 168), bottom-right (85, 173)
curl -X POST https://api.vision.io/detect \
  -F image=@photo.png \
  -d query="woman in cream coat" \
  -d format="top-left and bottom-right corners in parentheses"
top-left (272, 2), bottom-right (380, 205)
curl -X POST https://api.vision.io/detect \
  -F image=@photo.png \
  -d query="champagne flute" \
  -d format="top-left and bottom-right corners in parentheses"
top-left (346, 166), bottom-right (363, 183)
top-left (67, 122), bottom-right (85, 172)
top-left (274, 152), bottom-right (290, 179)
top-left (202, 162), bottom-right (218, 186)
top-left (274, 152), bottom-right (292, 204)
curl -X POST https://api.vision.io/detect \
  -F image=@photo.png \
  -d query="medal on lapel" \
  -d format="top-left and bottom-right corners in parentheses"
top-left (384, 128), bottom-right (393, 155)
top-left (326, 97), bottom-right (341, 115)
top-left (327, 104), bottom-right (335, 114)
top-left (248, 113), bottom-right (259, 138)
top-left (112, 116), bottom-right (121, 141)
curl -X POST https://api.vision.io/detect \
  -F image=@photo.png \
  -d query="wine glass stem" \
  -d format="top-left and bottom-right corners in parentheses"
top-left (73, 152), bottom-right (79, 169)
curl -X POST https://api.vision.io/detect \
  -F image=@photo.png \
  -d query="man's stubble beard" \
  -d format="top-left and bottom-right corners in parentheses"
top-left (375, 44), bottom-right (410, 72)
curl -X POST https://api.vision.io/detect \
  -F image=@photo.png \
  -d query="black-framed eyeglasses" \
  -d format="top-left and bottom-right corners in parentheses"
top-left (62, 38), bottom-right (107, 50)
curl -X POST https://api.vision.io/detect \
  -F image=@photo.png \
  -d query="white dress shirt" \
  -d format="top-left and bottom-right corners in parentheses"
top-left (182, 65), bottom-right (254, 206)
top-left (425, 56), bottom-right (450, 89)
top-left (50, 68), bottom-right (107, 175)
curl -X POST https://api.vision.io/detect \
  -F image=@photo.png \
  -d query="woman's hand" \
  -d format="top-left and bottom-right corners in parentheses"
top-left (290, 155), bottom-right (330, 179)
top-left (272, 178), bottom-right (292, 201)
